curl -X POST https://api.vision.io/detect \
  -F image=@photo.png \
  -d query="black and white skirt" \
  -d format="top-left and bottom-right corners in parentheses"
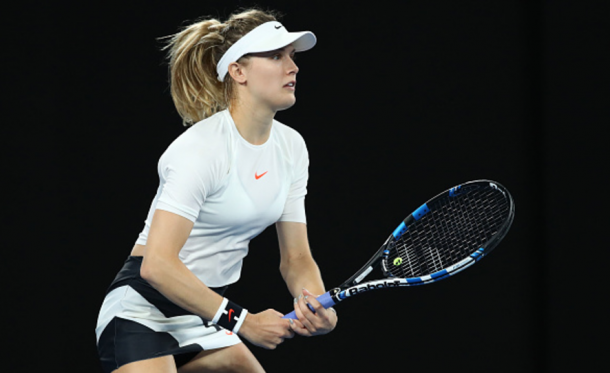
top-left (95, 256), bottom-right (241, 373)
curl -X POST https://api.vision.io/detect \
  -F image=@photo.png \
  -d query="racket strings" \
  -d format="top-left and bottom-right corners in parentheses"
top-left (386, 187), bottom-right (510, 279)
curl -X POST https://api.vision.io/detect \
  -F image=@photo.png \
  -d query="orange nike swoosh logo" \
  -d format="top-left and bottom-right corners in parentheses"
top-left (228, 309), bottom-right (234, 322)
top-left (255, 171), bottom-right (268, 180)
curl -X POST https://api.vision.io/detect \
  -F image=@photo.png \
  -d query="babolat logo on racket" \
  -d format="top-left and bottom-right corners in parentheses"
top-left (342, 280), bottom-right (402, 298)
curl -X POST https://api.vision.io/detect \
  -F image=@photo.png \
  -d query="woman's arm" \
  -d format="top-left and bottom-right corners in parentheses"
top-left (277, 221), bottom-right (325, 297)
top-left (140, 210), bottom-right (220, 318)
top-left (141, 209), bottom-right (293, 349)
top-left (277, 221), bottom-right (338, 336)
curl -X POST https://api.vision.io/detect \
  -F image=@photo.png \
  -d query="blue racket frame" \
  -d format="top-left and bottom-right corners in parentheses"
top-left (283, 180), bottom-right (514, 320)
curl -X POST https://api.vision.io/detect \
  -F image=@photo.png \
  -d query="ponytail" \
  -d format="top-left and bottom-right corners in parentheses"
top-left (162, 9), bottom-right (278, 126)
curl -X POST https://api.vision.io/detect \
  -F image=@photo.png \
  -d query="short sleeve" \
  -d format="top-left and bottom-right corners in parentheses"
top-left (155, 138), bottom-right (227, 222)
top-left (278, 135), bottom-right (309, 223)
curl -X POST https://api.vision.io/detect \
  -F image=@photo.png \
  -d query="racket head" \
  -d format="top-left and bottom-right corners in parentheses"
top-left (381, 180), bottom-right (515, 283)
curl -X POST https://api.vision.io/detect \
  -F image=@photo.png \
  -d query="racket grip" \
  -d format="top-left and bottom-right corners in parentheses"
top-left (282, 291), bottom-right (336, 319)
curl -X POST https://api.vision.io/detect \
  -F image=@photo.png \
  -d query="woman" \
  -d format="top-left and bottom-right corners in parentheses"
top-left (95, 8), bottom-right (337, 373)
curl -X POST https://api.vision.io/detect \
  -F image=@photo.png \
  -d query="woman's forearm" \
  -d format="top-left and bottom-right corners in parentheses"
top-left (141, 254), bottom-right (224, 321)
top-left (280, 255), bottom-right (326, 298)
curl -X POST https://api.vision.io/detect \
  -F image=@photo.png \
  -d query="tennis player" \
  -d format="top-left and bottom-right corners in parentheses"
top-left (95, 8), bottom-right (337, 373)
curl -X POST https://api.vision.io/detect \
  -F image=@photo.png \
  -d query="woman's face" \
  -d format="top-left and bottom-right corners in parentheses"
top-left (239, 45), bottom-right (299, 112)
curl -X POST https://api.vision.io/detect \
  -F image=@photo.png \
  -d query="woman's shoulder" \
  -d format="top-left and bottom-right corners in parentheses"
top-left (169, 111), bottom-right (230, 148)
top-left (161, 111), bottom-right (232, 164)
top-left (180, 111), bottom-right (231, 143)
top-left (271, 119), bottom-right (308, 167)
top-left (272, 118), bottom-right (307, 147)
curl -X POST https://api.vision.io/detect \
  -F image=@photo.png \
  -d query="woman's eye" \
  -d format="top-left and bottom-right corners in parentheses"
top-left (272, 54), bottom-right (281, 60)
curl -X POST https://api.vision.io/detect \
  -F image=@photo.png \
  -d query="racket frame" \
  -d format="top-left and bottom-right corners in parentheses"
top-left (282, 180), bottom-right (515, 318)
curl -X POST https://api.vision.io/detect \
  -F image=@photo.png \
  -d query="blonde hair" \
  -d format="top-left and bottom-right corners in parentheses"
top-left (162, 9), bottom-right (279, 126)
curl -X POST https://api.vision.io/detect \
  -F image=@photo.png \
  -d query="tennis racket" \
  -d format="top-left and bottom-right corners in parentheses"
top-left (283, 179), bottom-right (515, 319)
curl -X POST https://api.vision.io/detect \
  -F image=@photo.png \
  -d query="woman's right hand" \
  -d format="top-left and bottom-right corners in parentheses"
top-left (238, 309), bottom-right (294, 349)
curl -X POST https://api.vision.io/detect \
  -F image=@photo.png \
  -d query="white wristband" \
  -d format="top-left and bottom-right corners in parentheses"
top-left (211, 298), bottom-right (229, 324)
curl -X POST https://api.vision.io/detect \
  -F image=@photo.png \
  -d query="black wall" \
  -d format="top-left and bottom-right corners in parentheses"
top-left (6, 1), bottom-right (607, 372)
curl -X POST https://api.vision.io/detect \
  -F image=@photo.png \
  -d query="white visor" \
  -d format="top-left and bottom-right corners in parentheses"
top-left (216, 21), bottom-right (316, 82)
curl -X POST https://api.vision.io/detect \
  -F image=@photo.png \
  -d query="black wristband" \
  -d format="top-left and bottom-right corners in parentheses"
top-left (212, 298), bottom-right (248, 333)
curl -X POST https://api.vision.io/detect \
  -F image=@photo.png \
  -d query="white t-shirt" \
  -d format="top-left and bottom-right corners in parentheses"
top-left (135, 110), bottom-right (308, 287)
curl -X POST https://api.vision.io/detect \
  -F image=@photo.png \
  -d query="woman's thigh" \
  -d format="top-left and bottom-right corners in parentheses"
top-left (178, 343), bottom-right (265, 373)
top-left (113, 355), bottom-right (177, 373)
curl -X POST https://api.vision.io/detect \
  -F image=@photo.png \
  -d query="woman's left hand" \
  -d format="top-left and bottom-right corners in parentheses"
top-left (289, 288), bottom-right (338, 336)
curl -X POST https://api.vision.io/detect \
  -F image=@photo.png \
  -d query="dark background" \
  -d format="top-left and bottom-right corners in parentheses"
top-left (5, 1), bottom-right (608, 372)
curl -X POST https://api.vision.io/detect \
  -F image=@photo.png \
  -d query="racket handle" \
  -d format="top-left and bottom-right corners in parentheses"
top-left (282, 291), bottom-right (336, 319)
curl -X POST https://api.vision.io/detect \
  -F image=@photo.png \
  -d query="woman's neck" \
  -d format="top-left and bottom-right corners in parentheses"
top-left (229, 102), bottom-right (275, 146)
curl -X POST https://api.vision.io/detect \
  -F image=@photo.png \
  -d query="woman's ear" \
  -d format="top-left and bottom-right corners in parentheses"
top-left (228, 62), bottom-right (247, 84)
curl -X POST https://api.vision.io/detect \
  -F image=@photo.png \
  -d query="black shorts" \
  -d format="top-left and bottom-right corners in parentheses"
top-left (95, 256), bottom-right (240, 373)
